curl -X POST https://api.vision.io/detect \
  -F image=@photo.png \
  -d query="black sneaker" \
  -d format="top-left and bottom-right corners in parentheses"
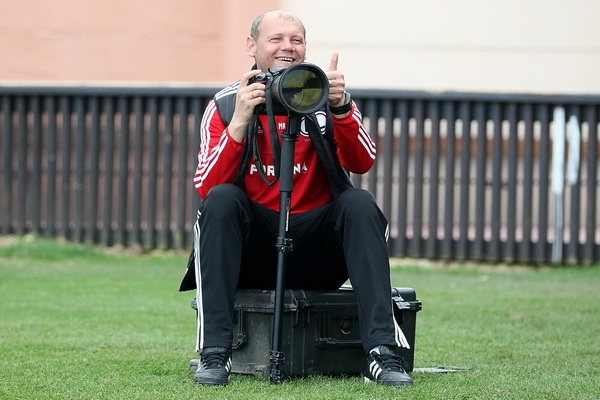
top-left (193, 347), bottom-right (232, 386)
top-left (365, 345), bottom-right (414, 387)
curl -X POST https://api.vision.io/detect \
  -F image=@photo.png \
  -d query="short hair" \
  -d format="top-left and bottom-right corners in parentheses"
top-left (250, 11), bottom-right (306, 41)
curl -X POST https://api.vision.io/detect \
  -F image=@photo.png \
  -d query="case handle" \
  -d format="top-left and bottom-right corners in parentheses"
top-left (314, 338), bottom-right (363, 349)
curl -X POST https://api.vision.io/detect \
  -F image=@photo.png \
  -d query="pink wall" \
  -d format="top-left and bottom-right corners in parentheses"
top-left (0, 0), bottom-right (279, 83)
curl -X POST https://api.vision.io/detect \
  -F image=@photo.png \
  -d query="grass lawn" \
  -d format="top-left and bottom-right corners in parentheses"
top-left (1, 236), bottom-right (599, 399)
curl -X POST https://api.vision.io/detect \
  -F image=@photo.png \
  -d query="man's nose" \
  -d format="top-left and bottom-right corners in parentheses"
top-left (280, 38), bottom-right (294, 51)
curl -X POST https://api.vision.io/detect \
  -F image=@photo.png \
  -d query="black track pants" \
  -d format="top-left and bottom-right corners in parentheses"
top-left (193, 183), bottom-right (399, 354)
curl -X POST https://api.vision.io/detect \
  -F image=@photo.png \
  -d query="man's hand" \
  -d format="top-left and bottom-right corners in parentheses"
top-left (228, 70), bottom-right (266, 143)
top-left (326, 52), bottom-right (346, 108)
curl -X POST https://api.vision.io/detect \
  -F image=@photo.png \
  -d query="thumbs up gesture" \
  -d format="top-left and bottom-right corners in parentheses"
top-left (326, 52), bottom-right (346, 107)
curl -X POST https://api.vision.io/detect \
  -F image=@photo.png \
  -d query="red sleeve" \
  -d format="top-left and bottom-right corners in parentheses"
top-left (332, 102), bottom-right (376, 174)
top-left (193, 100), bottom-right (246, 199)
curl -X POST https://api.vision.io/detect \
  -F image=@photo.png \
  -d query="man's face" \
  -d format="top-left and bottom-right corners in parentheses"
top-left (247, 15), bottom-right (307, 72)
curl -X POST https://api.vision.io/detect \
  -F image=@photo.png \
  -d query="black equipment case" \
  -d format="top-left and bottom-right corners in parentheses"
top-left (191, 286), bottom-right (421, 378)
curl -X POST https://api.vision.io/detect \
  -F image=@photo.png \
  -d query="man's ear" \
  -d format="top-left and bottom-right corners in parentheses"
top-left (246, 36), bottom-right (256, 57)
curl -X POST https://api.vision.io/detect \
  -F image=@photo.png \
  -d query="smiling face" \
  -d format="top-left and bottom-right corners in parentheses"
top-left (246, 11), bottom-right (307, 72)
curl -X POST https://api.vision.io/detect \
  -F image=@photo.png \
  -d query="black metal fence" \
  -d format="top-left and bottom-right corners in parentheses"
top-left (1, 85), bottom-right (599, 265)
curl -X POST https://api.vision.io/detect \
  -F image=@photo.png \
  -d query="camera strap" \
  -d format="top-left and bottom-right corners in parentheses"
top-left (305, 112), bottom-right (354, 199)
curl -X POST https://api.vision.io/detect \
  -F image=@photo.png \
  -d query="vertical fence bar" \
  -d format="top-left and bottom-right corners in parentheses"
top-left (566, 105), bottom-right (581, 263)
top-left (0, 96), bottom-right (11, 234)
top-left (116, 96), bottom-right (130, 246)
top-left (30, 96), bottom-right (43, 234)
top-left (551, 106), bottom-right (566, 263)
top-left (146, 97), bottom-right (159, 249)
top-left (381, 99), bottom-right (394, 223)
top-left (73, 96), bottom-right (86, 242)
top-left (44, 96), bottom-right (57, 237)
top-left (101, 96), bottom-right (115, 246)
top-left (583, 105), bottom-right (598, 263)
top-left (16, 96), bottom-right (27, 234)
top-left (520, 104), bottom-right (535, 262)
top-left (536, 104), bottom-right (551, 263)
top-left (411, 100), bottom-right (425, 257)
top-left (441, 101), bottom-right (456, 260)
top-left (505, 103), bottom-right (518, 261)
top-left (160, 96), bottom-right (174, 249)
top-left (393, 100), bottom-right (410, 256)
top-left (87, 97), bottom-right (101, 244)
top-left (175, 97), bottom-right (189, 249)
top-left (59, 96), bottom-right (72, 239)
top-left (457, 101), bottom-right (471, 260)
top-left (489, 102), bottom-right (503, 261)
top-left (131, 96), bottom-right (144, 246)
top-left (473, 102), bottom-right (487, 260)
top-left (426, 101), bottom-right (440, 259)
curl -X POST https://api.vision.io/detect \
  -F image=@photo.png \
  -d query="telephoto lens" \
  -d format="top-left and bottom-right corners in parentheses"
top-left (252, 63), bottom-right (329, 115)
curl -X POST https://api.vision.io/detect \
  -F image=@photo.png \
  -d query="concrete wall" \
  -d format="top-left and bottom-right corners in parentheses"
top-left (1, 0), bottom-right (599, 94)
top-left (0, 0), bottom-right (277, 84)
top-left (282, 0), bottom-right (600, 94)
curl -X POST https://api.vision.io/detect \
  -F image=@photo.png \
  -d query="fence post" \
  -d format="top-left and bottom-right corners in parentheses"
top-left (551, 106), bottom-right (565, 263)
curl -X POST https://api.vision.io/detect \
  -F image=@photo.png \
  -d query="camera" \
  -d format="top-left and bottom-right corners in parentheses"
top-left (249, 63), bottom-right (329, 115)
top-left (249, 66), bottom-right (286, 85)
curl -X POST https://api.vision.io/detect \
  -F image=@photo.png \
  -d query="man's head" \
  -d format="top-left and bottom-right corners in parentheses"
top-left (246, 10), bottom-right (307, 72)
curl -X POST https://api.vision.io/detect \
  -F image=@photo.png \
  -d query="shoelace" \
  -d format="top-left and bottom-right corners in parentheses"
top-left (376, 353), bottom-right (405, 372)
top-left (201, 352), bottom-right (229, 369)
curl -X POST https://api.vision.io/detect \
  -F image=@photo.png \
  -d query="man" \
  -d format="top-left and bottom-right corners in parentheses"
top-left (179, 10), bottom-right (413, 387)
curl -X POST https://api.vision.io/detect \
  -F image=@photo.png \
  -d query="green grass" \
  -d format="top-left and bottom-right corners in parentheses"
top-left (1, 235), bottom-right (599, 399)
